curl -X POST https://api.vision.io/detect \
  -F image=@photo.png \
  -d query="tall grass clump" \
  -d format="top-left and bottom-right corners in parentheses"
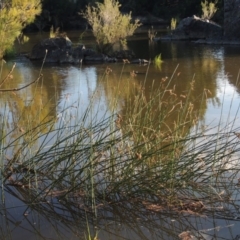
top-left (1, 63), bottom-right (240, 239)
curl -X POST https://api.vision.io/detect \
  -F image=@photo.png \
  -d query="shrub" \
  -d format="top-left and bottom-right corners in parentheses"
top-left (170, 18), bottom-right (177, 30)
top-left (0, 0), bottom-right (41, 58)
top-left (81, 0), bottom-right (141, 53)
top-left (201, 0), bottom-right (218, 20)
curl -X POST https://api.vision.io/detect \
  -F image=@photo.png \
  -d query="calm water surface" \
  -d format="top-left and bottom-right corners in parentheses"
top-left (6, 30), bottom-right (240, 128)
top-left (1, 30), bottom-right (240, 239)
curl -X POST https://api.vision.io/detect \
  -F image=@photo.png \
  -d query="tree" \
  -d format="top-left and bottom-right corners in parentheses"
top-left (0, 0), bottom-right (42, 58)
top-left (81, 0), bottom-right (141, 53)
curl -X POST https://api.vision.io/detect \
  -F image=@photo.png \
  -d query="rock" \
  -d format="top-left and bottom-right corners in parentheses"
top-left (132, 14), bottom-right (167, 25)
top-left (108, 50), bottom-right (136, 60)
top-left (130, 59), bottom-right (149, 64)
top-left (194, 39), bottom-right (240, 45)
top-left (84, 52), bottom-right (116, 63)
top-left (82, 48), bottom-right (116, 63)
top-left (29, 37), bottom-right (118, 64)
top-left (71, 45), bottom-right (85, 64)
top-left (30, 37), bottom-right (80, 63)
top-left (162, 15), bottom-right (223, 40)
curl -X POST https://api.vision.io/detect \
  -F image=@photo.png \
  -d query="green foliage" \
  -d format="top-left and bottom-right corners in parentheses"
top-left (153, 53), bottom-right (163, 70)
top-left (81, 0), bottom-right (141, 53)
top-left (3, 48), bottom-right (17, 59)
top-left (0, 0), bottom-right (42, 58)
top-left (49, 26), bottom-right (60, 38)
top-left (201, 0), bottom-right (218, 20)
top-left (170, 18), bottom-right (177, 30)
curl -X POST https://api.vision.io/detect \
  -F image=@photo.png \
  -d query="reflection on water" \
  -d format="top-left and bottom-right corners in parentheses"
top-left (1, 31), bottom-right (240, 239)
top-left (3, 177), bottom-right (240, 240)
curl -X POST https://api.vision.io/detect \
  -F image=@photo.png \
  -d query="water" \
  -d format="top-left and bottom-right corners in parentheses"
top-left (1, 29), bottom-right (240, 239)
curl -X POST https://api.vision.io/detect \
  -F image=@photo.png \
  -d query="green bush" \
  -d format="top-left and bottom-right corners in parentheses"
top-left (201, 0), bottom-right (218, 20)
top-left (0, 0), bottom-right (41, 58)
top-left (81, 0), bottom-right (141, 53)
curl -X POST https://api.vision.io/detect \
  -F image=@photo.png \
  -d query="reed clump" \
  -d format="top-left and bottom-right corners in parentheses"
top-left (1, 62), bottom-right (240, 239)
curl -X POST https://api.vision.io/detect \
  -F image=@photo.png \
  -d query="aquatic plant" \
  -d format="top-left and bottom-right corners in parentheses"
top-left (153, 53), bottom-right (163, 70)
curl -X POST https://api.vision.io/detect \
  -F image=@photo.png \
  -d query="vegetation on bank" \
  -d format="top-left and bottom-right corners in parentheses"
top-left (81, 0), bottom-right (141, 53)
top-left (0, 0), bottom-right (222, 58)
top-left (201, 0), bottom-right (218, 19)
top-left (19, 0), bottom-right (223, 33)
top-left (0, 0), bottom-right (41, 58)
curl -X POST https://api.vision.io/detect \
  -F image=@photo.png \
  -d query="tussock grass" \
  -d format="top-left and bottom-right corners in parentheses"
top-left (1, 62), bottom-right (240, 239)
